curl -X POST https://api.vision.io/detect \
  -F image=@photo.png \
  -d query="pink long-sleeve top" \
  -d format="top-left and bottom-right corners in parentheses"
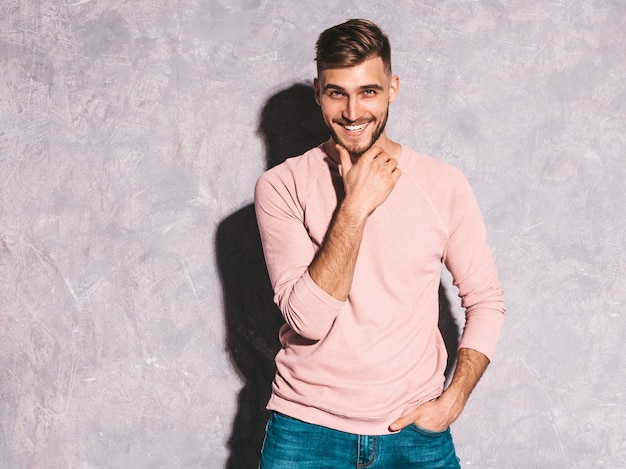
top-left (254, 145), bottom-right (505, 435)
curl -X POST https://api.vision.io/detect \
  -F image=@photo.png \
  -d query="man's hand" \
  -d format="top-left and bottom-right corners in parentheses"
top-left (389, 348), bottom-right (490, 432)
top-left (389, 393), bottom-right (463, 433)
top-left (337, 144), bottom-right (401, 220)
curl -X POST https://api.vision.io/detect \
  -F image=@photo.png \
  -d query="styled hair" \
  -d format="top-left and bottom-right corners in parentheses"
top-left (315, 19), bottom-right (392, 75)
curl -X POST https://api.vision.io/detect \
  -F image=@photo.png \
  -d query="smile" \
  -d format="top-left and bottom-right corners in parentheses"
top-left (342, 122), bottom-right (369, 132)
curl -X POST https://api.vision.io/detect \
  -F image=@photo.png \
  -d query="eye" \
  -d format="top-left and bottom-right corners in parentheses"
top-left (328, 90), bottom-right (344, 98)
top-left (363, 89), bottom-right (377, 96)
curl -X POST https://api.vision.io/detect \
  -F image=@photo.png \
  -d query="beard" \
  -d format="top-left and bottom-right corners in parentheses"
top-left (328, 105), bottom-right (389, 158)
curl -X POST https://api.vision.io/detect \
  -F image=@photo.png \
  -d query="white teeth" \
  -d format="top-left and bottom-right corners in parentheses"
top-left (344, 123), bottom-right (368, 131)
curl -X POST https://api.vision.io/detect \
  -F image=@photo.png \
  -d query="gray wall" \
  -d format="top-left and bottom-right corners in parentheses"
top-left (1, 1), bottom-right (624, 468)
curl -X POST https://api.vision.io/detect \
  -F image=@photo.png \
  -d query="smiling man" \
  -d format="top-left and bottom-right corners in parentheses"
top-left (254, 19), bottom-right (506, 468)
top-left (317, 57), bottom-right (396, 157)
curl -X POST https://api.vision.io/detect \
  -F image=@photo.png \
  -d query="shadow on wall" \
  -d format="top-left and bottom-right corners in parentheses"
top-left (216, 83), bottom-right (328, 469)
top-left (216, 83), bottom-right (460, 468)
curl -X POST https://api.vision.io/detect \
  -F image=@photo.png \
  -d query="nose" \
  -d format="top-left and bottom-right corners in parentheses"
top-left (343, 96), bottom-right (362, 122)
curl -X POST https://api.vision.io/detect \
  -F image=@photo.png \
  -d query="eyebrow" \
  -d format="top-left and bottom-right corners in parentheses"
top-left (323, 83), bottom-right (385, 92)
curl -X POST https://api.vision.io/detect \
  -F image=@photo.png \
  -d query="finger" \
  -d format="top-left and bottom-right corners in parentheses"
top-left (385, 157), bottom-right (397, 169)
top-left (361, 145), bottom-right (383, 161)
top-left (371, 147), bottom-right (385, 160)
top-left (336, 144), bottom-right (353, 173)
top-left (391, 167), bottom-right (401, 182)
top-left (385, 159), bottom-right (401, 180)
top-left (389, 412), bottom-right (414, 432)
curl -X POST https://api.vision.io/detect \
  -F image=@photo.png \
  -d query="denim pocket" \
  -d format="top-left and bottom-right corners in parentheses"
top-left (408, 423), bottom-right (449, 437)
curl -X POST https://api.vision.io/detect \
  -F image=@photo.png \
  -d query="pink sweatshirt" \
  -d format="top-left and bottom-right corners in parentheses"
top-left (254, 145), bottom-right (505, 435)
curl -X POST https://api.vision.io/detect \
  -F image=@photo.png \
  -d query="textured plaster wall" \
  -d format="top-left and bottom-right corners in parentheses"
top-left (0, 1), bottom-right (624, 468)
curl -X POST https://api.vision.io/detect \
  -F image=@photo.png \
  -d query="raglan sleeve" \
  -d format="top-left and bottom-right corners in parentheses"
top-left (254, 168), bottom-right (344, 341)
top-left (442, 171), bottom-right (506, 361)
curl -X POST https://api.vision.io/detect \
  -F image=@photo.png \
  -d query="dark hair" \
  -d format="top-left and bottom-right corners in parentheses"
top-left (315, 19), bottom-right (392, 75)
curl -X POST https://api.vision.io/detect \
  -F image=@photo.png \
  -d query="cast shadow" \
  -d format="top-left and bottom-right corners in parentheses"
top-left (217, 83), bottom-right (460, 468)
top-left (438, 284), bottom-right (460, 381)
top-left (216, 83), bottom-right (328, 469)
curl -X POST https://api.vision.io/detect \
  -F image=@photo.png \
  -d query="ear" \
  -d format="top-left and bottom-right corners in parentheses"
top-left (388, 75), bottom-right (400, 103)
top-left (313, 78), bottom-right (321, 105)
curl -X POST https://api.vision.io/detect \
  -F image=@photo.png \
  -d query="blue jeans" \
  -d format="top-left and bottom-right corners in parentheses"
top-left (258, 412), bottom-right (461, 468)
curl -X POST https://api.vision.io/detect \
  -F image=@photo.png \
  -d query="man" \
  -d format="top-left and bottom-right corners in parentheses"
top-left (254, 19), bottom-right (505, 468)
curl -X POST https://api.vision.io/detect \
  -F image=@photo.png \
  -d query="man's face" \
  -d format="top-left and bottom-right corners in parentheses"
top-left (314, 56), bottom-right (399, 157)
